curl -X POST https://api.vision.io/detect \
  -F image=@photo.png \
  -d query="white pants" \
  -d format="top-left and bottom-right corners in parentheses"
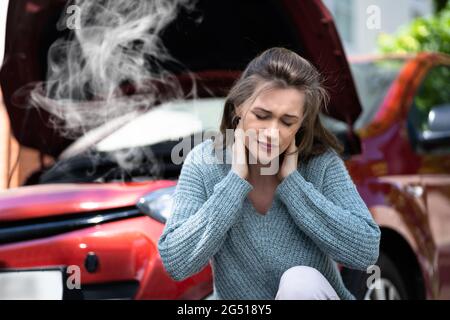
top-left (275, 266), bottom-right (340, 300)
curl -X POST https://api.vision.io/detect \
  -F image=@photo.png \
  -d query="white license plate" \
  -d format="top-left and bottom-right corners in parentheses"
top-left (0, 269), bottom-right (64, 300)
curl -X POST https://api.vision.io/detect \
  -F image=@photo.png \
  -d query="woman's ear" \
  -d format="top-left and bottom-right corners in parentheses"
top-left (232, 107), bottom-right (244, 128)
top-left (235, 106), bottom-right (243, 119)
top-left (232, 115), bottom-right (241, 128)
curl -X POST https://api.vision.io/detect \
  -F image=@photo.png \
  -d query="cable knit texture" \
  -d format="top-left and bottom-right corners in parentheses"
top-left (158, 138), bottom-right (381, 300)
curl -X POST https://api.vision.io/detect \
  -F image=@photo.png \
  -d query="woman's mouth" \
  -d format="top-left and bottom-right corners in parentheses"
top-left (258, 141), bottom-right (274, 151)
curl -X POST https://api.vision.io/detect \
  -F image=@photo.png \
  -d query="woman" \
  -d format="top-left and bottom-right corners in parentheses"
top-left (158, 47), bottom-right (381, 300)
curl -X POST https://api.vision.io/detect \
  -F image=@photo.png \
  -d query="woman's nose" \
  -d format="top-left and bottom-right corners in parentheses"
top-left (263, 120), bottom-right (280, 131)
top-left (259, 128), bottom-right (280, 145)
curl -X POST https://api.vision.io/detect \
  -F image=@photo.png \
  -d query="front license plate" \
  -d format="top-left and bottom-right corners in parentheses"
top-left (0, 268), bottom-right (64, 300)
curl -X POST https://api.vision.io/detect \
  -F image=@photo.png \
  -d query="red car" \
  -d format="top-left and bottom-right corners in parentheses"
top-left (1, 0), bottom-right (449, 300)
top-left (341, 52), bottom-right (450, 300)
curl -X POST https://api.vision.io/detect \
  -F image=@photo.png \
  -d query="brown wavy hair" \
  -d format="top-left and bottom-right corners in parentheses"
top-left (213, 47), bottom-right (343, 163)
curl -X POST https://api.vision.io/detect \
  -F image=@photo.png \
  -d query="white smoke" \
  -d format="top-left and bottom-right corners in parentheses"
top-left (28, 0), bottom-right (200, 181)
top-left (31, 0), bottom-right (197, 137)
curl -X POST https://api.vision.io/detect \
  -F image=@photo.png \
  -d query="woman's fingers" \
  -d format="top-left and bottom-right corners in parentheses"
top-left (232, 118), bottom-right (249, 179)
top-left (278, 137), bottom-right (299, 180)
top-left (286, 137), bottom-right (297, 153)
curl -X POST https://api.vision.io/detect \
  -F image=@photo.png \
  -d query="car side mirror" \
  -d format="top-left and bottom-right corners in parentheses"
top-left (418, 103), bottom-right (450, 150)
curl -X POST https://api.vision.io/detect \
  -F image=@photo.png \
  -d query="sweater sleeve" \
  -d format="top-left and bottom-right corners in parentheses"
top-left (275, 153), bottom-right (381, 271)
top-left (158, 148), bottom-right (253, 281)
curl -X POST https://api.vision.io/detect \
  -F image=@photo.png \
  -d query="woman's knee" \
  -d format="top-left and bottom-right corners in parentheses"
top-left (275, 266), bottom-right (340, 300)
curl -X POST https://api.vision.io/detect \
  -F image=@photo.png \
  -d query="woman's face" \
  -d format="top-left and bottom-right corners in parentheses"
top-left (238, 86), bottom-right (305, 164)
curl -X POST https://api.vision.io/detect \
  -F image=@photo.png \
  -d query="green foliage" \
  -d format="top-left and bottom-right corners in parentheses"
top-left (377, 3), bottom-right (450, 137)
top-left (378, 2), bottom-right (450, 54)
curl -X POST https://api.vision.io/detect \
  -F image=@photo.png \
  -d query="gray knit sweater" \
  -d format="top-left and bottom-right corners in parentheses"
top-left (158, 138), bottom-right (381, 300)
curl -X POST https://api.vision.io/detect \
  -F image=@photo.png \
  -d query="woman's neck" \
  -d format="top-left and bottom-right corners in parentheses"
top-left (248, 158), bottom-right (281, 184)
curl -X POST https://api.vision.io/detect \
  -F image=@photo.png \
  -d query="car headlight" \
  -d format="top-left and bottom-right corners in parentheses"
top-left (136, 186), bottom-right (176, 223)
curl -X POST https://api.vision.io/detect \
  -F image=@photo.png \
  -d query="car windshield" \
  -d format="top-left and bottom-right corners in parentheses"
top-left (41, 98), bottom-right (226, 183)
top-left (312, 58), bottom-right (406, 133)
top-left (96, 98), bottom-right (225, 152)
top-left (59, 97), bottom-right (225, 155)
top-left (350, 58), bottom-right (405, 129)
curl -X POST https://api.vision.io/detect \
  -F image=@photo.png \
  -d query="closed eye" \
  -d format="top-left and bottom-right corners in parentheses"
top-left (255, 114), bottom-right (293, 126)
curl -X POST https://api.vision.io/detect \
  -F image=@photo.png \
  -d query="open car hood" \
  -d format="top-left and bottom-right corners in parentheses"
top-left (0, 0), bottom-right (362, 158)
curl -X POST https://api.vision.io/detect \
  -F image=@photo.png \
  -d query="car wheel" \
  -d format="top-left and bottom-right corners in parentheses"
top-left (342, 252), bottom-right (409, 300)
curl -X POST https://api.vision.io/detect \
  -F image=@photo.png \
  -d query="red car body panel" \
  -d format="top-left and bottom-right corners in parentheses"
top-left (0, 181), bottom-right (175, 222)
top-left (0, 214), bottom-right (212, 299)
